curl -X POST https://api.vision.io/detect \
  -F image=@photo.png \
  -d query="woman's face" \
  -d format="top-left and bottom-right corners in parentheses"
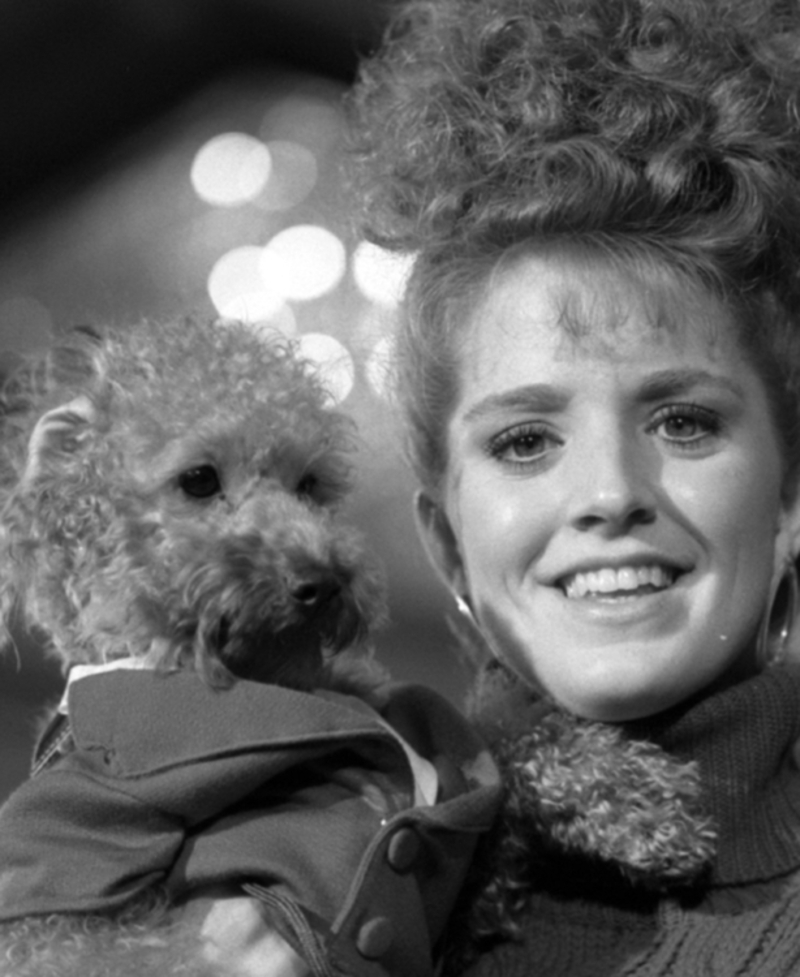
top-left (418, 252), bottom-right (799, 721)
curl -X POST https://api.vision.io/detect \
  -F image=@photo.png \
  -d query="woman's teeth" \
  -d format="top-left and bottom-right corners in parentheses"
top-left (563, 565), bottom-right (676, 599)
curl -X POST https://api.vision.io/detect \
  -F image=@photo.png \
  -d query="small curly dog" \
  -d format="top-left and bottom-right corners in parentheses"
top-left (0, 317), bottom-right (387, 976)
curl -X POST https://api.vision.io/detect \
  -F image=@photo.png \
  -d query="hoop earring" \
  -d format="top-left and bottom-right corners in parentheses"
top-left (757, 558), bottom-right (799, 668)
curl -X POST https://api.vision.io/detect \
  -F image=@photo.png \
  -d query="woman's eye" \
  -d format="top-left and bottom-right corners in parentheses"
top-left (178, 465), bottom-right (222, 498)
top-left (653, 405), bottom-right (720, 445)
top-left (662, 415), bottom-right (701, 439)
top-left (489, 426), bottom-right (559, 465)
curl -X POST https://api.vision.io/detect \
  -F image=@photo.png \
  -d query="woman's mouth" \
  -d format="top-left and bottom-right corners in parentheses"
top-left (561, 565), bottom-right (679, 599)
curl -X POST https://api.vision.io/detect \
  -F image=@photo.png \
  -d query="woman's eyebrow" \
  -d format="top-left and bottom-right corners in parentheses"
top-left (462, 385), bottom-right (570, 422)
top-left (637, 369), bottom-right (746, 402)
top-left (461, 370), bottom-right (746, 423)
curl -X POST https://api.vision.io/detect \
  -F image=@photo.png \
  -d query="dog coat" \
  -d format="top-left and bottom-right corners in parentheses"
top-left (0, 671), bottom-right (501, 977)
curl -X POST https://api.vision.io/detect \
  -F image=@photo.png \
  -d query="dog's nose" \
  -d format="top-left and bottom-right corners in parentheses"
top-left (290, 572), bottom-right (342, 610)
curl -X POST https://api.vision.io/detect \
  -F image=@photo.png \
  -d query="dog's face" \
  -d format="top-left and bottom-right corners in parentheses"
top-left (0, 319), bottom-right (385, 687)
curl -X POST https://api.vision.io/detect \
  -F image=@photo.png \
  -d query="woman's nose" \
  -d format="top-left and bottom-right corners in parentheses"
top-left (566, 432), bottom-right (657, 534)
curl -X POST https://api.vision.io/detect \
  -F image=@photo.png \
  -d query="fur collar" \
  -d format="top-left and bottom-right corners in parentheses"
top-left (447, 662), bottom-right (800, 965)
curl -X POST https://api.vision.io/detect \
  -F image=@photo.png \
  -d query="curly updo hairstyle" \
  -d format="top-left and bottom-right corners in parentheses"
top-left (348, 0), bottom-right (800, 495)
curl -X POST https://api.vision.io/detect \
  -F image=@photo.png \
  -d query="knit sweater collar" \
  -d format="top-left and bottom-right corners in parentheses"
top-left (627, 664), bottom-right (800, 886)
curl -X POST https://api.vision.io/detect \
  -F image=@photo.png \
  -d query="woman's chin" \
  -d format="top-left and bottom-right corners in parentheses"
top-left (525, 661), bottom-right (710, 723)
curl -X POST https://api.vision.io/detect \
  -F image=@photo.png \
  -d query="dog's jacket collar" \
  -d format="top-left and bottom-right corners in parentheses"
top-left (56, 656), bottom-right (151, 714)
top-left (0, 672), bottom-right (500, 977)
top-left (54, 663), bottom-right (441, 808)
top-left (31, 658), bottom-right (153, 777)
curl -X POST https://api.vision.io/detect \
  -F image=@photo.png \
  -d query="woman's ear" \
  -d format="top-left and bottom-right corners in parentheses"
top-left (413, 491), bottom-right (468, 596)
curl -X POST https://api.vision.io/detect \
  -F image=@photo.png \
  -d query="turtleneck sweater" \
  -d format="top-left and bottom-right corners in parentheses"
top-left (460, 666), bottom-right (800, 977)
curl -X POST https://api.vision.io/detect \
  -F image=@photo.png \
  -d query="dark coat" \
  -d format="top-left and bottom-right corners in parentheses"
top-left (0, 670), bottom-right (501, 976)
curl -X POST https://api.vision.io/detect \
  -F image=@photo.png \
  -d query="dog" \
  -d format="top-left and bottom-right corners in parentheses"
top-left (0, 317), bottom-right (389, 976)
top-left (0, 316), bottom-right (385, 688)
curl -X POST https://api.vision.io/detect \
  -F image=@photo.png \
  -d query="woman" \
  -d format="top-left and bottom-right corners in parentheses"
top-left (348, 0), bottom-right (800, 973)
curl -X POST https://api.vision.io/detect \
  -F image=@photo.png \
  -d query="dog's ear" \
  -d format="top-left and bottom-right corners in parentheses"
top-left (23, 396), bottom-right (97, 485)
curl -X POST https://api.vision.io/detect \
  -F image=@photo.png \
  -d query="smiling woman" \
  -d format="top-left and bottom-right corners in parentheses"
top-left (348, 0), bottom-right (800, 973)
top-left (422, 246), bottom-right (791, 723)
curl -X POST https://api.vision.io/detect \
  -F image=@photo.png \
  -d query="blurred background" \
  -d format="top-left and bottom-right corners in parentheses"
top-left (0, 0), bottom-right (473, 805)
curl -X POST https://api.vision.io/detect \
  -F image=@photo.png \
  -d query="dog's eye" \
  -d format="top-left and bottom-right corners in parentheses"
top-left (178, 465), bottom-right (222, 499)
top-left (296, 473), bottom-right (319, 500)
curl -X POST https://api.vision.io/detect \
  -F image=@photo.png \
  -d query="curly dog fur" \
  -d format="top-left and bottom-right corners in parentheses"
top-left (0, 317), bottom-right (387, 975)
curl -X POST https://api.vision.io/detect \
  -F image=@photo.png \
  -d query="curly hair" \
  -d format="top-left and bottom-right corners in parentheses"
top-left (347, 0), bottom-right (800, 493)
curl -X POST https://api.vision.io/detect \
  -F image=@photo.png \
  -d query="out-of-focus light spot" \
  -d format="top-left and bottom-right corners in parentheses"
top-left (259, 226), bottom-right (346, 302)
top-left (0, 296), bottom-right (53, 352)
top-left (208, 246), bottom-right (284, 321)
top-left (191, 133), bottom-right (272, 207)
top-left (365, 335), bottom-right (396, 400)
top-left (254, 141), bottom-right (318, 213)
top-left (296, 333), bottom-right (355, 405)
top-left (353, 243), bottom-right (415, 308)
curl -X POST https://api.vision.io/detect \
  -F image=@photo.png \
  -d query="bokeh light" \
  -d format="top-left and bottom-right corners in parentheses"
top-left (254, 141), bottom-right (318, 212)
top-left (352, 242), bottom-right (415, 307)
top-left (190, 133), bottom-right (272, 207)
top-left (207, 246), bottom-right (285, 322)
top-left (296, 333), bottom-right (355, 405)
top-left (259, 225), bottom-right (346, 302)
